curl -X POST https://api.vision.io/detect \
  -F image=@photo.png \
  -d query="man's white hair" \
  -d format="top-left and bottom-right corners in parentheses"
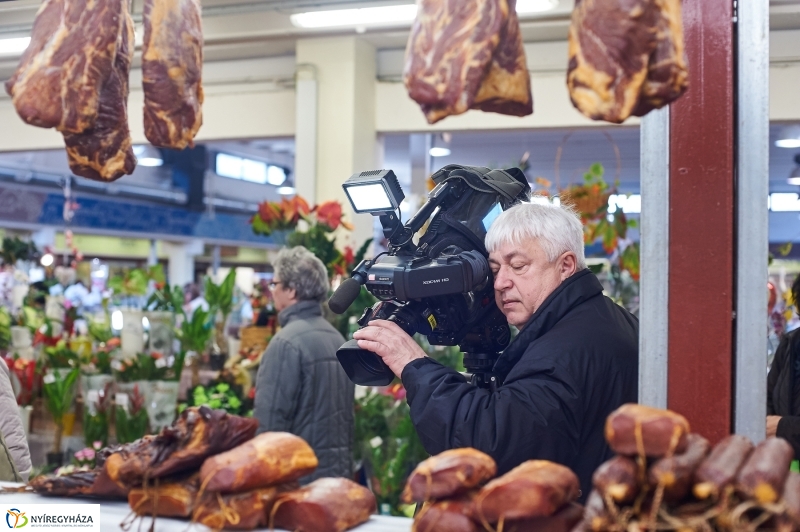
top-left (485, 202), bottom-right (587, 269)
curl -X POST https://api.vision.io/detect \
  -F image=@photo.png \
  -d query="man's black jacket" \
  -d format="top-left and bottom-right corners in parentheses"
top-left (401, 269), bottom-right (639, 500)
top-left (767, 327), bottom-right (800, 459)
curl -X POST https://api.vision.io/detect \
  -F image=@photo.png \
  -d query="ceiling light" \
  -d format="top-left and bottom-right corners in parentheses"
top-left (429, 147), bottom-right (451, 157)
top-left (291, 4), bottom-right (417, 29)
top-left (789, 177), bottom-right (800, 185)
top-left (277, 186), bottom-right (296, 195)
top-left (776, 139), bottom-right (800, 149)
top-left (133, 145), bottom-right (146, 156)
top-left (138, 157), bottom-right (164, 167)
top-left (516, 0), bottom-right (559, 14)
top-left (40, 253), bottom-right (54, 267)
top-left (776, 125), bottom-right (800, 148)
top-left (0, 37), bottom-right (31, 56)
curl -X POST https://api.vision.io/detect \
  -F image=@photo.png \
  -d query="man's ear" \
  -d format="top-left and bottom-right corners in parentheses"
top-left (559, 252), bottom-right (578, 280)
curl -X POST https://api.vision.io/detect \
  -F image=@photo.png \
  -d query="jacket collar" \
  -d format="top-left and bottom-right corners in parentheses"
top-left (278, 300), bottom-right (323, 327)
top-left (492, 269), bottom-right (604, 379)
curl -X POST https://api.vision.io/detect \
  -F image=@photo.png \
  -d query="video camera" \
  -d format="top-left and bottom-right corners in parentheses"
top-left (329, 164), bottom-right (531, 389)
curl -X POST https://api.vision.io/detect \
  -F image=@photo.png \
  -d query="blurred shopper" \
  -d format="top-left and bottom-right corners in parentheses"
top-left (0, 357), bottom-right (32, 481)
top-left (254, 246), bottom-right (354, 482)
top-left (183, 283), bottom-right (208, 319)
top-left (767, 273), bottom-right (800, 459)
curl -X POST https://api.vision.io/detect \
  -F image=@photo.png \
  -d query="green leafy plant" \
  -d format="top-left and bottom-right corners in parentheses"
top-left (112, 352), bottom-right (167, 382)
top-left (83, 382), bottom-right (113, 447)
top-left (205, 269), bottom-right (237, 320)
top-left (42, 367), bottom-right (80, 454)
top-left (179, 382), bottom-right (248, 415)
top-left (108, 268), bottom-right (149, 297)
top-left (42, 341), bottom-right (79, 369)
top-left (177, 308), bottom-right (214, 354)
top-left (115, 384), bottom-right (149, 443)
top-left (87, 314), bottom-right (114, 344)
top-left (1, 237), bottom-right (37, 265)
top-left (146, 283), bottom-right (184, 313)
top-left (0, 306), bottom-right (11, 351)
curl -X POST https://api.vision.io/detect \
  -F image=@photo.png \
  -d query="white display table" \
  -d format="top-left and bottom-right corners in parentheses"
top-left (0, 482), bottom-right (412, 531)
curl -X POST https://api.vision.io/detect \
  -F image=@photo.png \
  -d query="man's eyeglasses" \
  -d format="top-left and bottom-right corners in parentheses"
top-left (268, 281), bottom-right (283, 290)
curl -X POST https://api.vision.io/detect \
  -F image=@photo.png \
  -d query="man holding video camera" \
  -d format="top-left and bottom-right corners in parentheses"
top-left (353, 201), bottom-right (638, 499)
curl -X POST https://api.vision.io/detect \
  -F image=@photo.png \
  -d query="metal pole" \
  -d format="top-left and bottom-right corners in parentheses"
top-left (639, 107), bottom-right (670, 409)
top-left (735, 0), bottom-right (770, 442)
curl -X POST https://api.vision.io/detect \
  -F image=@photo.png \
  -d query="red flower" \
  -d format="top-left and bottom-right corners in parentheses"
top-left (343, 246), bottom-right (355, 266)
top-left (314, 201), bottom-right (353, 231)
top-left (281, 196), bottom-right (311, 225)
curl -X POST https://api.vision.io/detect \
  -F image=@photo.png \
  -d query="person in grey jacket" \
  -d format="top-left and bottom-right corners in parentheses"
top-left (254, 246), bottom-right (354, 482)
top-left (0, 357), bottom-right (32, 481)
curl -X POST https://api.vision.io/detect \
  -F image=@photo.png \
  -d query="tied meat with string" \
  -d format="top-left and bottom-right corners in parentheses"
top-left (192, 483), bottom-right (297, 531)
top-left (106, 406), bottom-right (257, 488)
top-left (401, 448), bottom-right (496, 504)
top-left (269, 477), bottom-right (376, 532)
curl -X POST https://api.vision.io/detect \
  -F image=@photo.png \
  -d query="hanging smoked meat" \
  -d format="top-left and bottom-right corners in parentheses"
top-left (142, 0), bottom-right (204, 149)
top-left (631, 0), bottom-right (689, 117)
top-left (5, 0), bottom-right (123, 133)
top-left (567, 0), bottom-right (688, 123)
top-left (471, 0), bottom-right (533, 118)
top-left (403, 0), bottom-right (508, 124)
top-left (62, 0), bottom-right (136, 182)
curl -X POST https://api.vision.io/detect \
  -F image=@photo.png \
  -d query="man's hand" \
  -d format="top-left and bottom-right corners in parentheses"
top-left (767, 415), bottom-right (782, 438)
top-left (353, 319), bottom-right (426, 378)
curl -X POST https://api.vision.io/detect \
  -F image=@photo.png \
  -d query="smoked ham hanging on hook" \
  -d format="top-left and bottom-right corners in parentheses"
top-left (142, 0), bottom-right (204, 148)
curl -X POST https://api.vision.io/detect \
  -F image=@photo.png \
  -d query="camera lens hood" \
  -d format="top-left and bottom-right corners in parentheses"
top-left (336, 339), bottom-right (396, 386)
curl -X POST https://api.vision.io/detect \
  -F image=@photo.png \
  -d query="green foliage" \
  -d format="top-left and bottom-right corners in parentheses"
top-left (1, 237), bottom-right (37, 265)
top-left (113, 353), bottom-right (169, 382)
top-left (42, 341), bottom-right (79, 369)
top-left (86, 315), bottom-right (114, 344)
top-left (108, 268), bottom-right (149, 297)
top-left (0, 307), bottom-right (11, 351)
top-left (355, 389), bottom-right (427, 516)
top-left (205, 269), bottom-right (237, 319)
top-left (19, 306), bottom-right (43, 332)
top-left (146, 283), bottom-right (184, 314)
top-left (178, 308), bottom-right (214, 354)
top-left (287, 225), bottom-right (339, 272)
top-left (42, 367), bottom-right (79, 423)
top-left (179, 382), bottom-right (247, 415)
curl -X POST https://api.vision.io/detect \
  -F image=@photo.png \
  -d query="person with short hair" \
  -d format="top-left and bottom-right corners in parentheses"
top-left (254, 246), bottom-right (354, 482)
top-left (354, 202), bottom-right (639, 500)
top-left (766, 273), bottom-right (800, 459)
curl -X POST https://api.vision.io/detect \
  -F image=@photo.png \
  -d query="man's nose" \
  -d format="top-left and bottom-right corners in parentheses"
top-left (494, 268), bottom-right (512, 290)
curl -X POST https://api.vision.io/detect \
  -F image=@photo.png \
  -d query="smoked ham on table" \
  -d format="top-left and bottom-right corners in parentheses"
top-left (142, 0), bottom-right (204, 149)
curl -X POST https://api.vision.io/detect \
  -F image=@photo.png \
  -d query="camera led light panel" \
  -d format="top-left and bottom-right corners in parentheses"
top-left (343, 170), bottom-right (405, 214)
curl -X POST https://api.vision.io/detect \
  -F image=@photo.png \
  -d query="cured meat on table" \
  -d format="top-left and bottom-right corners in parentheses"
top-left (402, 447), bottom-right (496, 503)
top-left (471, 0), bottom-right (533, 118)
top-left (270, 477), bottom-right (377, 532)
top-left (142, 0), bottom-right (204, 149)
top-left (105, 407), bottom-right (257, 488)
top-left (567, 0), bottom-right (688, 123)
top-left (193, 483), bottom-right (297, 530)
top-left (128, 474), bottom-right (200, 518)
top-left (5, 0), bottom-right (124, 133)
top-left (199, 431), bottom-right (318, 493)
top-left (62, 0), bottom-right (136, 182)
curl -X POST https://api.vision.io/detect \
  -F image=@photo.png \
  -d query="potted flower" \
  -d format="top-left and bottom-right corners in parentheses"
top-left (204, 268), bottom-right (237, 363)
top-left (41, 365), bottom-right (80, 467)
top-left (115, 384), bottom-right (149, 443)
top-left (249, 196), bottom-right (311, 244)
top-left (145, 350), bottom-right (182, 432)
top-left (144, 279), bottom-right (181, 359)
top-left (176, 306), bottom-right (214, 391)
top-left (112, 354), bottom-right (152, 412)
top-left (83, 381), bottom-right (113, 447)
top-left (80, 348), bottom-right (115, 405)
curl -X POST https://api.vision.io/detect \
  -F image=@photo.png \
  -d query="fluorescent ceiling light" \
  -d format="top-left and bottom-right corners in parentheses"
top-left (429, 147), bottom-right (451, 157)
top-left (0, 37), bottom-right (31, 56)
top-left (139, 157), bottom-right (164, 167)
top-left (769, 193), bottom-right (800, 212)
top-left (788, 177), bottom-right (800, 186)
top-left (607, 194), bottom-right (642, 214)
top-left (277, 186), bottom-right (296, 195)
top-left (291, 4), bottom-right (417, 29)
top-left (266, 165), bottom-right (287, 186)
top-left (516, 0), bottom-right (559, 14)
top-left (776, 139), bottom-right (800, 149)
top-left (132, 145), bottom-right (146, 156)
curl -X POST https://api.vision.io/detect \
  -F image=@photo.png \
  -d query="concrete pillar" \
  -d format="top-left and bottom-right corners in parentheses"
top-left (163, 240), bottom-right (203, 288)
top-left (295, 36), bottom-right (378, 250)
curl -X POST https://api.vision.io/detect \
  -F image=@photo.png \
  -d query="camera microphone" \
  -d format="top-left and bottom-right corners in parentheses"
top-left (329, 277), bottom-right (364, 314)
